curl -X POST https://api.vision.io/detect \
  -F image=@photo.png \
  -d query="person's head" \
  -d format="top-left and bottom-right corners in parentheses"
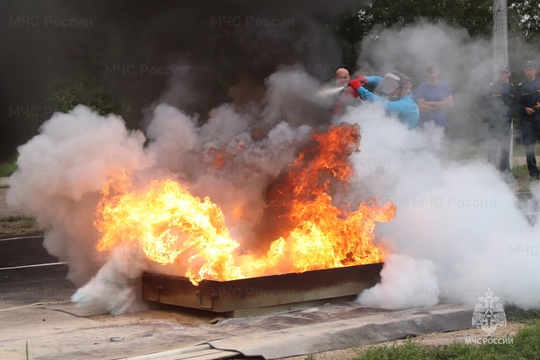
top-left (497, 65), bottom-right (511, 83)
top-left (523, 60), bottom-right (537, 81)
top-left (335, 68), bottom-right (350, 86)
top-left (425, 65), bottom-right (440, 85)
top-left (375, 71), bottom-right (412, 101)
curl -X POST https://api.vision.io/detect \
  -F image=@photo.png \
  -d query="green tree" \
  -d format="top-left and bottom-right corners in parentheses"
top-left (358, 0), bottom-right (493, 36)
top-left (509, 0), bottom-right (540, 40)
top-left (358, 0), bottom-right (540, 41)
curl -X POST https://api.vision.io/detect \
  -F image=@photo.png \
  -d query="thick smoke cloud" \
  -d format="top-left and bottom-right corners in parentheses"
top-left (1, 0), bottom-right (364, 162)
top-left (346, 21), bottom-right (540, 310)
top-left (357, 254), bottom-right (439, 309)
top-left (5, 6), bottom-right (540, 314)
top-left (7, 68), bottom-right (321, 313)
top-left (346, 100), bottom-right (540, 309)
top-left (7, 106), bottom-right (152, 286)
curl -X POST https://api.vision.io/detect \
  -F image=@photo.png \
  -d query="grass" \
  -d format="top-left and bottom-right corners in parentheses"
top-left (505, 305), bottom-right (540, 325)
top-left (511, 164), bottom-right (533, 192)
top-left (0, 214), bottom-right (30, 222)
top-left (300, 309), bottom-right (540, 360)
top-left (0, 215), bottom-right (39, 230)
top-left (442, 140), bottom-right (540, 191)
top-left (349, 320), bottom-right (540, 360)
top-left (0, 162), bottom-right (17, 177)
top-left (0, 214), bottom-right (44, 237)
top-left (513, 144), bottom-right (540, 157)
top-left (445, 142), bottom-right (540, 163)
top-left (444, 142), bottom-right (540, 192)
top-left (0, 214), bottom-right (39, 230)
top-left (446, 142), bottom-right (487, 160)
top-left (512, 164), bottom-right (530, 179)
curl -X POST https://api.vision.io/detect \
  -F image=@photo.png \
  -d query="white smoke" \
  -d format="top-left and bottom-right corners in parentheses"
top-left (145, 104), bottom-right (198, 172)
top-left (71, 244), bottom-right (148, 315)
top-left (344, 99), bottom-right (540, 310)
top-left (7, 19), bottom-right (540, 314)
top-left (7, 105), bottom-right (153, 285)
top-left (6, 70), bottom-right (319, 314)
top-left (345, 21), bottom-right (540, 310)
top-left (357, 253), bottom-right (439, 309)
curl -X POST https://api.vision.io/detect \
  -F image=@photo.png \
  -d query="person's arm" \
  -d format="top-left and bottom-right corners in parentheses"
top-left (351, 76), bottom-right (382, 101)
top-left (516, 84), bottom-right (534, 115)
top-left (357, 86), bottom-right (397, 112)
top-left (515, 84), bottom-right (525, 113)
top-left (480, 85), bottom-right (493, 121)
top-left (415, 84), bottom-right (436, 114)
top-left (417, 98), bottom-right (437, 114)
top-left (535, 79), bottom-right (540, 111)
top-left (425, 83), bottom-right (453, 110)
top-left (508, 84), bottom-right (517, 109)
top-left (426, 95), bottom-right (453, 110)
top-left (356, 87), bottom-right (418, 127)
top-left (364, 76), bottom-right (382, 87)
top-left (357, 86), bottom-right (382, 102)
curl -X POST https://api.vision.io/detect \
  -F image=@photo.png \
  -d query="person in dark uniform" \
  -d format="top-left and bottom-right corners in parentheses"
top-left (516, 60), bottom-right (540, 180)
top-left (484, 65), bottom-right (515, 174)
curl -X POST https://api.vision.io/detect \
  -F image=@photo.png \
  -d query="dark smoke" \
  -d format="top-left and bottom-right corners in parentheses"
top-left (0, 0), bottom-right (366, 162)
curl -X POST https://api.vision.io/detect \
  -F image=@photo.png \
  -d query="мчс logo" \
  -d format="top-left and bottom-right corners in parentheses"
top-left (472, 289), bottom-right (507, 336)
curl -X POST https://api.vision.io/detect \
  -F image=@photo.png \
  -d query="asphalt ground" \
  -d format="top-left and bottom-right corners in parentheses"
top-left (0, 235), bottom-right (479, 360)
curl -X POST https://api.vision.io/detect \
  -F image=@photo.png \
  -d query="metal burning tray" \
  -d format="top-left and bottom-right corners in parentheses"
top-left (142, 263), bottom-right (383, 317)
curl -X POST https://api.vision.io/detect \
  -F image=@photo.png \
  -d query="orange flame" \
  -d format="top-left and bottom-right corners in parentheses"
top-left (95, 124), bottom-right (395, 285)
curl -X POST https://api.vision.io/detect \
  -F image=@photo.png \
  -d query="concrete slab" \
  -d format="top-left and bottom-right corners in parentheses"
top-left (0, 300), bottom-right (474, 360)
top-left (0, 304), bottom-right (218, 360)
top-left (207, 302), bottom-right (472, 359)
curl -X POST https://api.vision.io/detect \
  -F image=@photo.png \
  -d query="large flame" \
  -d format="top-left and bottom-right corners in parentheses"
top-left (95, 124), bottom-right (395, 285)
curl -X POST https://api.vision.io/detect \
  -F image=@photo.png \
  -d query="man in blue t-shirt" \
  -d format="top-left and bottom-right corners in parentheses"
top-left (348, 71), bottom-right (419, 129)
top-left (416, 65), bottom-right (453, 129)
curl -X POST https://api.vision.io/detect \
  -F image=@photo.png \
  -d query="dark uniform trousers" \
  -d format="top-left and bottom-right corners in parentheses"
top-left (522, 120), bottom-right (540, 177)
top-left (485, 81), bottom-right (514, 172)
top-left (516, 78), bottom-right (540, 178)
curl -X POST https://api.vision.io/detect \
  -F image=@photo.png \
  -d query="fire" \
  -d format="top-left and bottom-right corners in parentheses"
top-left (207, 140), bottom-right (245, 169)
top-left (207, 148), bottom-right (226, 169)
top-left (95, 172), bottom-right (243, 284)
top-left (95, 124), bottom-right (395, 285)
top-left (245, 124), bottom-right (393, 273)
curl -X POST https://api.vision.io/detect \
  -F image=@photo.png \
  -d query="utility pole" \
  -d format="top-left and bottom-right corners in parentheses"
top-left (493, 0), bottom-right (508, 72)
top-left (493, 0), bottom-right (512, 167)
